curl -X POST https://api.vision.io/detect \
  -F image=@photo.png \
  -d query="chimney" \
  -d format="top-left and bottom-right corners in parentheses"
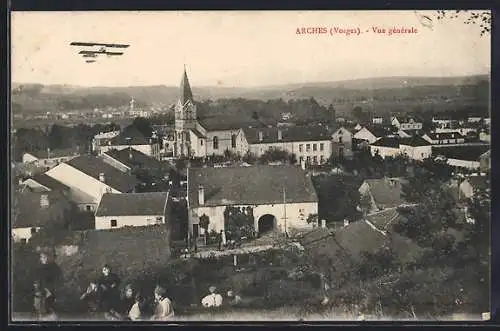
top-left (258, 131), bottom-right (263, 142)
top-left (99, 173), bottom-right (105, 183)
top-left (198, 185), bottom-right (205, 205)
top-left (40, 194), bottom-right (49, 208)
top-left (277, 130), bottom-right (282, 141)
top-left (300, 158), bottom-right (306, 170)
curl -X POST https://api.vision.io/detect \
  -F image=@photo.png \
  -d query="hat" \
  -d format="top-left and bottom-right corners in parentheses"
top-left (209, 286), bottom-right (216, 293)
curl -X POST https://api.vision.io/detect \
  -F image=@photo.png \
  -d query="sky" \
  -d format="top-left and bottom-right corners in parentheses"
top-left (11, 11), bottom-right (491, 87)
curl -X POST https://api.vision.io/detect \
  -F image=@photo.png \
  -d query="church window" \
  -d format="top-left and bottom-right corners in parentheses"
top-left (231, 134), bottom-right (237, 148)
top-left (213, 136), bottom-right (219, 150)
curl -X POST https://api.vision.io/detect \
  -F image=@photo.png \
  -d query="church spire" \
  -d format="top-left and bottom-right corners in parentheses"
top-left (179, 65), bottom-right (193, 105)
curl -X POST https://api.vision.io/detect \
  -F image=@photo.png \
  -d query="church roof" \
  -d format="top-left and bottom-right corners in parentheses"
top-left (179, 67), bottom-right (193, 105)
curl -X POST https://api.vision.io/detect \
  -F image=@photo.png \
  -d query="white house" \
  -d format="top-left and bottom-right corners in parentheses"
top-left (422, 132), bottom-right (466, 145)
top-left (94, 192), bottom-right (171, 230)
top-left (98, 126), bottom-right (161, 159)
top-left (92, 130), bottom-right (121, 154)
top-left (244, 126), bottom-right (332, 166)
top-left (331, 127), bottom-right (354, 159)
top-left (370, 136), bottom-right (431, 161)
top-left (44, 155), bottom-right (138, 211)
top-left (22, 148), bottom-right (80, 169)
top-left (187, 165), bottom-right (318, 240)
top-left (353, 126), bottom-right (390, 144)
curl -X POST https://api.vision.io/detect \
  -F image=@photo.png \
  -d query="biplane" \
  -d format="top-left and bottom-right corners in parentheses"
top-left (70, 41), bottom-right (130, 63)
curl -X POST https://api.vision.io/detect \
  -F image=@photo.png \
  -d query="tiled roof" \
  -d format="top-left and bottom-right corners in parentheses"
top-left (371, 136), bottom-right (400, 148)
top-left (188, 165), bottom-right (318, 208)
top-left (29, 173), bottom-right (70, 192)
top-left (434, 145), bottom-right (490, 161)
top-left (199, 116), bottom-right (262, 131)
top-left (13, 190), bottom-right (71, 228)
top-left (104, 147), bottom-right (162, 170)
top-left (363, 178), bottom-right (408, 208)
top-left (366, 208), bottom-right (403, 231)
top-left (109, 126), bottom-right (153, 145)
top-left (95, 192), bottom-right (169, 217)
top-left (190, 128), bottom-right (206, 138)
top-left (243, 125), bottom-right (332, 144)
top-left (66, 155), bottom-right (138, 192)
top-left (399, 136), bottom-right (431, 147)
top-left (426, 132), bottom-right (465, 140)
top-left (364, 125), bottom-right (393, 138)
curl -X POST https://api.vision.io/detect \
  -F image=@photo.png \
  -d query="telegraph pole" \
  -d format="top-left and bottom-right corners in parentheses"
top-left (282, 187), bottom-right (288, 237)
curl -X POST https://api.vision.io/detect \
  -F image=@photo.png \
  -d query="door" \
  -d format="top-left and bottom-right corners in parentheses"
top-left (192, 224), bottom-right (199, 238)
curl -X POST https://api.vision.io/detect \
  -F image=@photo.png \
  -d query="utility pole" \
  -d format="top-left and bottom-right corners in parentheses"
top-left (282, 187), bottom-right (288, 238)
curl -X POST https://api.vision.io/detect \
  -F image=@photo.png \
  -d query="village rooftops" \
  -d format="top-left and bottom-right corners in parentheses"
top-left (95, 192), bottom-right (169, 217)
top-left (28, 173), bottom-right (70, 192)
top-left (434, 145), bottom-right (490, 161)
top-left (244, 125), bottom-right (333, 144)
top-left (371, 136), bottom-right (430, 148)
top-left (425, 132), bottom-right (465, 140)
top-left (66, 155), bottom-right (138, 192)
top-left (362, 177), bottom-right (408, 208)
top-left (104, 147), bottom-right (162, 170)
top-left (109, 126), bottom-right (156, 145)
top-left (13, 189), bottom-right (70, 228)
top-left (364, 125), bottom-right (393, 138)
top-left (188, 165), bottom-right (318, 208)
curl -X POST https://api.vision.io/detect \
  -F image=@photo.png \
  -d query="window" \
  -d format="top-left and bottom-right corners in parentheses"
top-left (156, 217), bottom-right (163, 224)
top-left (86, 205), bottom-right (92, 212)
top-left (31, 227), bottom-right (37, 234)
top-left (313, 144), bottom-right (317, 152)
top-left (299, 144), bottom-right (303, 153)
top-left (313, 156), bottom-right (318, 164)
top-left (213, 136), bottom-right (219, 149)
top-left (231, 134), bottom-right (237, 149)
top-left (320, 155), bottom-right (325, 164)
top-left (319, 143), bottom-right (324, 151)
top-left (299, 156), bottom-right (304, 164)
top-left (110, 219), bottom-right (117, 227)
top-left (339, 136), bottom-right (343, 143)
top-left (20, 238), bottom-right (27, 244)
top-left (200, 140), bottom-right (203, 146)
top-left (306, 144), bottom-right (311, 152)
top-left (306, 156), bottom-right (311, 164)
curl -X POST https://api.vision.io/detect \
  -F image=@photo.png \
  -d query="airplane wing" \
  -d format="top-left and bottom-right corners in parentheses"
top-left (86, 60), bottom-right (97, 63)
top-left (103, 51), bottom-right (124, 56)
top-left (78, 50), bottom-right (124, 55)
top-left (70, 41), bottom-right (130, 48)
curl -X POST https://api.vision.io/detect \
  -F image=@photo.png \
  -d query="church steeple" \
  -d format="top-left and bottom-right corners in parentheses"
top-left (179, 65), bottom-right (193, 106)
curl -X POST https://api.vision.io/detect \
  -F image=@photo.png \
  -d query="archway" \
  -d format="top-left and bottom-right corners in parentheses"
top-left (258, 214), bottom-right (276, 235)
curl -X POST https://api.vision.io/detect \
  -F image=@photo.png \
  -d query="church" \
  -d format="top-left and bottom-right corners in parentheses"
top-left (173, 67), bottom-right (248, 158)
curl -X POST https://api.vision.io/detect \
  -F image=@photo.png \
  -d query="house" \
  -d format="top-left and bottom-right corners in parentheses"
top-left (21, 173), bottom-right (70, 194)
top-left (433, 145), bottom-right (490, 170)
top-left (359, 177), bottom-right (409, 213)
top-left (22, 147), bottom-right (80, 169)
top-left (370, 136), bottom-right (431, 161)
top-left (101, 147), bottom-right (164, 175)
top-left (94, 192), bottom-right (171, 230)
top-left (12, 189), bottom-right (73, 243)
top-left (372, 117), bottom-right (384, 125)
top-left (331, 127), bottom-right (354, 159)
top-left (467, 117), bottom-right (483, 123)
top-left (353, 126), bottom-right (391, 144)
top-left (391, 117), bottom-right (423, 131)
top-left (44, 155), bottom-right (138, 212)
top-left (244, 126), bottom-right (332, 166)
top-left (187, 165), bottom-right (318, 240)
top-left (459, 175), bottom-right (490, 199)
top-left (432, 117), bottom-right (455, 129)
top-left (91, 130), bottom-right (121, 154)
top-left (479, 150), bottom-right (490, 172)
top-left (422, 132), bottom-right (466, 145)
top-left (98, 126), bottom-right (161, 159)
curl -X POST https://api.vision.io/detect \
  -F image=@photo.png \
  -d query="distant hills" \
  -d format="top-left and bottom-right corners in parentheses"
top-left (12, 74), bottom-right (490, 116)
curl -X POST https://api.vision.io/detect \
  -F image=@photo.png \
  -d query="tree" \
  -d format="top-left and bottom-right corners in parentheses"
top-left (306, 213), bottom-right (319, 225)
top-left (435, 10), bottom-right (491, 36)
top-left (223, 206), bottom-right (254, 239)
top-left (259, 148), bottom-right (294, 164)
